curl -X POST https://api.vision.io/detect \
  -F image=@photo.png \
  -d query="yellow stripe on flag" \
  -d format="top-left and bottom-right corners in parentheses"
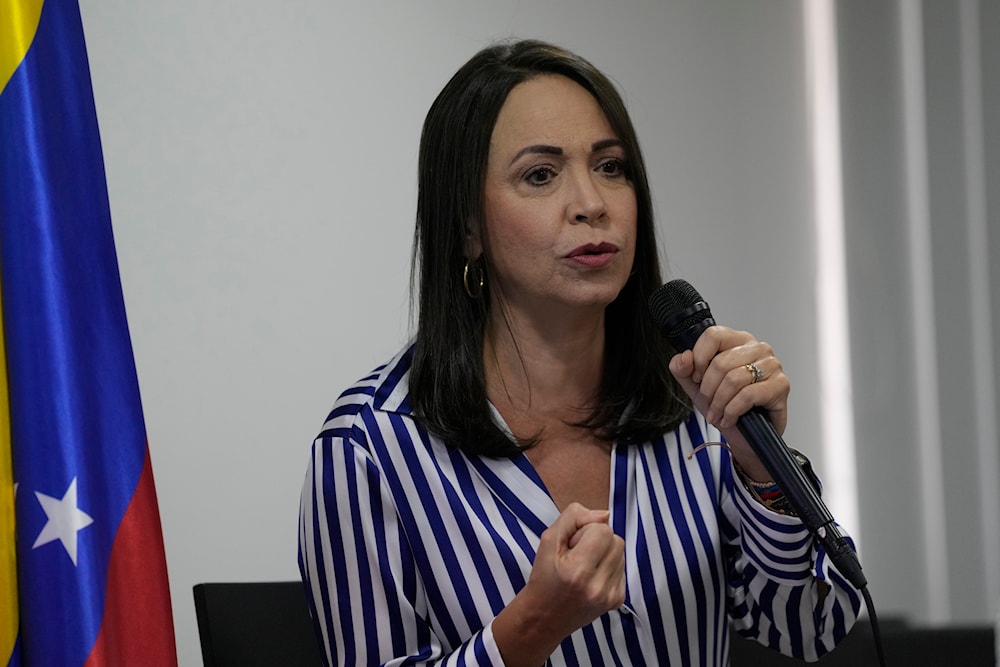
top-left (1, 0), bottom-right (44, 94)
top-left (0, 285), bottom-right (18, 662)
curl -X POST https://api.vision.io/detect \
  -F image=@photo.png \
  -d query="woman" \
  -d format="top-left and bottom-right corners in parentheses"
top-left (299, 39), bottom-right (861, 666)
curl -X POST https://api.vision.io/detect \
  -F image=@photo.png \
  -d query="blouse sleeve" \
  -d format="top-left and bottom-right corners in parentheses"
top-left (719, 456), bottom-right (864, 662)
top-left (298, 431), bottom-right (507, 667)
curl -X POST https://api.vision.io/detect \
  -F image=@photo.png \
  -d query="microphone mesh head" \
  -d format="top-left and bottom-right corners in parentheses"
top-left (647, 279), bottom-right (715, 349)
top-left (647, 279), bottom-right (703, 326)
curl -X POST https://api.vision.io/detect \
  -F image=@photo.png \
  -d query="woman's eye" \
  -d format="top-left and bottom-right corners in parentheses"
top-left (598, 158), bottom-right (626, 177)
top-left (524, 167), bottom-right (555, 186)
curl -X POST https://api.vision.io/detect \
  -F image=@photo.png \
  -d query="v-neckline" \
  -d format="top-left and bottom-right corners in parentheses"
top-left (468, 402), bottom-right (629, 539)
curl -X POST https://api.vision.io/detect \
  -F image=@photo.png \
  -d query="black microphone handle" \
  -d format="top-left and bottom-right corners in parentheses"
top-left (737, 407), bottom-right (867, 590)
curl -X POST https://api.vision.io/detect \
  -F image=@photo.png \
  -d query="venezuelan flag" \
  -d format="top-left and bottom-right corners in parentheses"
top-left (1, 1), bottom-right (176, 664)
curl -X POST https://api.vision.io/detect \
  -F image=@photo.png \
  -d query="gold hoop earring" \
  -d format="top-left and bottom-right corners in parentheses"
top-left (463, 259), bottom-right (484, 298)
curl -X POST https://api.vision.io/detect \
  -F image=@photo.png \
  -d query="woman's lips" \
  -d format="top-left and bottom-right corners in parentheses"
top-left (566, 242), bottom-right (619, 268)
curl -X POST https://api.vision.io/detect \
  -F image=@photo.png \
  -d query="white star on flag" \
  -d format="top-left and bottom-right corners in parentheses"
top-left (33, 477), bottom-right (94, 566)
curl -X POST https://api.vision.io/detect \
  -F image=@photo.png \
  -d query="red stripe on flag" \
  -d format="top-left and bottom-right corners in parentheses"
top-left (84, 446), bottom-right (177, 666)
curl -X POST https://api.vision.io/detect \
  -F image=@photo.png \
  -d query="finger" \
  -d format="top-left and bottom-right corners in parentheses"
top-left (696, 338), bottom-right (769, 398)
top-left (716, 361), bottom-right (790, 431)
top-left (703, 355), bottom-right (772, 423)
top-left (669, 351), bottom-right (702, 401)
top-left (689, 326), bottom-right (754, 384)
top-left (728, 365), bottom-right (790, 432)
top-left (545, 504), bottom-right (609, 551)
top-left (592, 534), bottom-right (627, 607)
top-left (565, 527), bottom-right (626, 599)
top-left (668, 350), bottom-right (695, 381)
top-left (567, 521), bottom-right (617, 555)
top-left (698, 339), bottom-right (778, 405)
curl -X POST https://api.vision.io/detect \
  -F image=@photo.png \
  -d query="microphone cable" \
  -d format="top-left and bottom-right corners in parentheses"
top-left (861, 585), bottom-right (888, 667)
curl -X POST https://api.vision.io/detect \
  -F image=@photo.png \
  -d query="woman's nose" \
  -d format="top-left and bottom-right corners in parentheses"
top-left (567, 170), bottom-right (607, 223)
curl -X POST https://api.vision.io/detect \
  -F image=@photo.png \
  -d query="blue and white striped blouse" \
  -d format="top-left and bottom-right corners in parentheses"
top-left (298, 344), bottom-right (862, 666)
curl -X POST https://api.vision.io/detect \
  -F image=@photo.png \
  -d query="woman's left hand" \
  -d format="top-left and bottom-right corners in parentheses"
top-left (668, 325), bottom-right (789, 482)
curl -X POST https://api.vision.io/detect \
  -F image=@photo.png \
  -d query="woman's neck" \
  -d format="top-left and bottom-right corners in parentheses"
top-left (483, 308), bottom-right (606, 421)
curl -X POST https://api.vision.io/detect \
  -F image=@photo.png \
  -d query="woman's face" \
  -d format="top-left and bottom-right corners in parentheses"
top-left (477, 74), bottom-right (637, 324)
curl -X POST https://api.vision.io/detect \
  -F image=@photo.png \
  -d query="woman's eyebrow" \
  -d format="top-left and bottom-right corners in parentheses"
top-left (509, 144), bottom-right (562, 165)
top-left (508, 138), bottom-right (623, 166)
top-left (592, 138), bottom-right (624, 151)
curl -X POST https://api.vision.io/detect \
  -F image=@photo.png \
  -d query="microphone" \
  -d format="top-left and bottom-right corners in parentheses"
top-left (648, 279), bottom-right (867, 590)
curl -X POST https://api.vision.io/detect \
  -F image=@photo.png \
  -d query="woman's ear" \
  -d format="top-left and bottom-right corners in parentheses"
top-left (463, 222), bottom-right (483, 259)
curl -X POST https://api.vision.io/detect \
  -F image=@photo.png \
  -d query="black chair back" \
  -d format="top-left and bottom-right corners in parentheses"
top-left (193, 581), bottom-right (322, 666)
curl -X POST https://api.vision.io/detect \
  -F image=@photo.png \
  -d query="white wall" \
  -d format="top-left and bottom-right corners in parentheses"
top-left (77, 1), bottom-right (997, 664)
top-left (837, 0), bottom-right (1000, 625)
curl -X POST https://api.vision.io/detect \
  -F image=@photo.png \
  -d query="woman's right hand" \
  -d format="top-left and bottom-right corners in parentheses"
top-left (493, 503), bottom-right (626, 666)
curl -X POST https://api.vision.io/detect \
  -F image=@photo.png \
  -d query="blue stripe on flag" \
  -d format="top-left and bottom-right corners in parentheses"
top-left (0, 2), bottom-right (161, 663)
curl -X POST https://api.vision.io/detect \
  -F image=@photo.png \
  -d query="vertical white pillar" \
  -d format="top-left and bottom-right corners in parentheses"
top-left (959, 0), bottom-right (1000, 619)
top-left (804, 0), bottom-right (860, 550)
top-left (899, 0), bottom-right (950, 623)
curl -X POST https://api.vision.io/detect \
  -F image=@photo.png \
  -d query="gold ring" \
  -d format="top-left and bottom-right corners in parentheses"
top-left (745, 363), bottom-right (764, 384)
